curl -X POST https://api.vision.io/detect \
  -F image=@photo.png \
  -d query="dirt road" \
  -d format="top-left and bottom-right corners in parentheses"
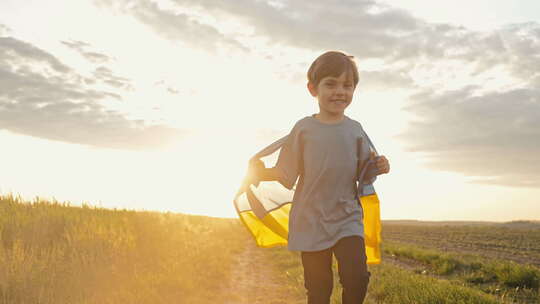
top-left (222, 241), bottom-right (304, 304)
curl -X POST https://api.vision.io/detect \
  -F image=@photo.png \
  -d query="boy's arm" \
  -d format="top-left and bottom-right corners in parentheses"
top-left (358, 152), bottom-right (390, 184)
top-left (257, 167), bottom-right (282, 182)
top-left (248, 159), bottom-right (282, 182)
top-left (375, 155), bottom-right (390, 175)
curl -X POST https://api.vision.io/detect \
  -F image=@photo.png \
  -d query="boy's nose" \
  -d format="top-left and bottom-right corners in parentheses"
top-left (335, 86), bottom-right (346, 95)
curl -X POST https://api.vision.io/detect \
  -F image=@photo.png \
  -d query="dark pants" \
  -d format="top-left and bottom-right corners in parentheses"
top-left (301, 236), bottom-right (370, 304)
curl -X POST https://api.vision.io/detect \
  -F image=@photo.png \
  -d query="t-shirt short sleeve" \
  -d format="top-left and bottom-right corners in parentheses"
top-left (358, 129), bottom-right (377, 185)
top-left (275, 123), bottom-right (303, 190)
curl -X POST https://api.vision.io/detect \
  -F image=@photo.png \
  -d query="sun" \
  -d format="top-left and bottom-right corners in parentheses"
top-left (156, 128), bottom-right (260, 217)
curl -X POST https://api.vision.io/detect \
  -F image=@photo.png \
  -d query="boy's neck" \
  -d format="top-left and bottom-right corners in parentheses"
top-left (314, 112), bottom-right (345, 124)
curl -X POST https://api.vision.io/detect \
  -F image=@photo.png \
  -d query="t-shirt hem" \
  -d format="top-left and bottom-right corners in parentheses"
top-left (287, 231), bottom-right (365, 252)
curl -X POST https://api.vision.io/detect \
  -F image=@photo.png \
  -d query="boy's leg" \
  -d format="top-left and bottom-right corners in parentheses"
top-left (333, 236), bottom-right (370, 304)
top-left (301, 248), bottom-right (333, 304)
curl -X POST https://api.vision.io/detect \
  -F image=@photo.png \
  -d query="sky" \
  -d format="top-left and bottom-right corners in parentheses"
top-left (0, 0), bottom-right (539, 221)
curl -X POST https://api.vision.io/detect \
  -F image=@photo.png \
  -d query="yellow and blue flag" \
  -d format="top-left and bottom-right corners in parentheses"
top-left (233, 134), bottom-right (382, 264)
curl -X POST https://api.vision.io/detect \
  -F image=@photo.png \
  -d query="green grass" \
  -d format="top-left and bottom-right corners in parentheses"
top-left (0, 194), bottom-right (246, 304)
top-left (265, 245), bottom-right (504, 304)
top-left (367, 264), bottom-right (501, 304)
top-left (383, 241), bottom-right (540, 303)
top-left (383, 241), bottom-right (540, 287)
top-left (384, 242), bottom-right (463, 275)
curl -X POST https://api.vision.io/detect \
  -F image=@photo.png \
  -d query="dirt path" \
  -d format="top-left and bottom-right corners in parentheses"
top-left (222, 240), bottom-right (305, 304)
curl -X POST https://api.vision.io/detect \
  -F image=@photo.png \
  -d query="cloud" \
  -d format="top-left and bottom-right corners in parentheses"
top-left (359, 68), bottom-right (415, 90)
top-left (147, 0), bottom-right (537, 187)
top-left (61, 39), bottom-right (113, 64)
top-left (177, 1), bottom-right (540, 85)
top-left (396, 87), bottom-right (540, 187)
top-left (1, 36), bottom-right (71, 74)
top-left (498, 23), bottom-right (540, 86)
top-left (93, 0), bottom-right (247, 52)
top-left (185, 0), bottom-right (422, 59)
top-left (0, 34), bottom-right (186, 150)
top-left (162, 0), bottom-right (451, 59)
top-left (94, 1), bottom-right (539, 91)
top-left (93, 66), bottom-right (133, 90)
top-left (0, 24), bottom-right (11, 36)
top-left (60, 39), bottom-right (133, 90)
top-left (6, 0), bottom-right (540, 187)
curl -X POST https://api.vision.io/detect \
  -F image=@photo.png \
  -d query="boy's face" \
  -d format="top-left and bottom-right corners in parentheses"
top-left (308, 72), bottom-right (356, 117)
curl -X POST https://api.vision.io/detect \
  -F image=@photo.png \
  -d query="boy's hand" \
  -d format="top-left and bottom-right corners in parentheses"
top-left (372, 152), bottom-right (390, 175)
top-left (247, 158), bottom-right (265, 183)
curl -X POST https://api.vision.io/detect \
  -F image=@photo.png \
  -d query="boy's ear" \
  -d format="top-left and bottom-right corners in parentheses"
top-left (307, 82), bottom-right (318, 97)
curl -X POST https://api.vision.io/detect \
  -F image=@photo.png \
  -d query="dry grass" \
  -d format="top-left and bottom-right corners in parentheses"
top-left (0, 194), bottom-right (245, 304)
top-left (3, 193), bottom-right (538, 303)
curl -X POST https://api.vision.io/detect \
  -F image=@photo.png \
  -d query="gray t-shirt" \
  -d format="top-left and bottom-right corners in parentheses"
top-left (275, 114), bottom-right (372, 252)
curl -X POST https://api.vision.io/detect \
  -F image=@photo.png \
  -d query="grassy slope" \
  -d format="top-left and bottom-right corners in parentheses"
top-left (266, 245), bottom-right (505, 304)
top-left (2, 194), bottom-right (538, 304)
top-left (0, 194), bottom-right (246, 304)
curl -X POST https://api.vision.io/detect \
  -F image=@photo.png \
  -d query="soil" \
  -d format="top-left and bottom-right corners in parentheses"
top-left (222, 241), bottom-right (304, 304)
top-left (384, 236), bottom-right (540, 267)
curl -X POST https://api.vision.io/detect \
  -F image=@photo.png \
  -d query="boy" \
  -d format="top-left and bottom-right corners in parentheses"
top-left (253, 51), bottom-right (390, 304)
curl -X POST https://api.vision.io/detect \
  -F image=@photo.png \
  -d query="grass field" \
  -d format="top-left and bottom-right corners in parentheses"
top-left (267, 246), bottom-right (507, 304)
top-left (265, 221), bottom-right (540, 303)
top-left (381, 220), bottom-right (540, 266)
top-left (0, 194), bottom-right (246, 304)
top-left (1, 194), bottom-right (539, 303)
top-left (379, 222), bottom-right (540, 304)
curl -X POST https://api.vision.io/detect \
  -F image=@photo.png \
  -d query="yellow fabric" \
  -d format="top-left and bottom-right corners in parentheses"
top-left (238, 208), bottom-right (288, 248)
top-left (359, 194), bottom-right (382, 264)
top-left (237, 195), bottom-right (382, 264)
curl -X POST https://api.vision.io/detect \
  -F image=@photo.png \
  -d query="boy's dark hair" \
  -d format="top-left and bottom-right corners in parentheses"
top-left (307, 51), bottom-right (359, 87)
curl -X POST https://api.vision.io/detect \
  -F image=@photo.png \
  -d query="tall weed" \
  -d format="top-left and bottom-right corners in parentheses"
top-left (0, 194), bottom-right (245, 304)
